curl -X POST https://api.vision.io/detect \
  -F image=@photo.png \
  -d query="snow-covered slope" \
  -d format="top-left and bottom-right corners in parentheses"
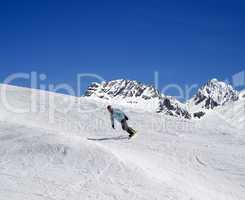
top-left (0, 84), bottom-right (244, 200)
top-left (239, 90), bottom-right (245, 99)
top-left (214, 94), bottom-right (245, 130)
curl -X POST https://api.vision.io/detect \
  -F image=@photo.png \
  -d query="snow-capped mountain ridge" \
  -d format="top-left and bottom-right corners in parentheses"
top-left (85, 79), bottom-right (161, 100)
top-left (85, 78), bottom-right (241, 119)
top-left (188, 79), bottom-right (239, 114)
top-left (196, 78), bottom-right (238, 107)
top-left (158, 97), bottom-right (191, 119)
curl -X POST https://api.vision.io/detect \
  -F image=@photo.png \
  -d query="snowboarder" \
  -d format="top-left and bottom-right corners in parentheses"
top-left (107, 105), bottom-right (136, 138)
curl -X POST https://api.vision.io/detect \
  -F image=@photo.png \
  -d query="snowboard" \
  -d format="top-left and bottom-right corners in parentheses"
top-left (128, 128), bottom-right (137, 139)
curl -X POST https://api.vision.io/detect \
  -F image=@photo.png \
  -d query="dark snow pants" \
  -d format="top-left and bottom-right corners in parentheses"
top-left (121, 119), bottom-right (134, 135)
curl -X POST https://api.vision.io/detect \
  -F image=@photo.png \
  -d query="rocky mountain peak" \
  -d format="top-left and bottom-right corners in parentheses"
top-left (192, 79), bottom-right (239, 109)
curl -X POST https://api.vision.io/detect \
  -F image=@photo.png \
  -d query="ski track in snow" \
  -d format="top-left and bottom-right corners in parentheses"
top-left (0, 84), bottom-right (244, 200)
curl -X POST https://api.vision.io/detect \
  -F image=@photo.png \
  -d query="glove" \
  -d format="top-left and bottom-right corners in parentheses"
top-left (125, 116), bottom-right (129, 120)
top-left (112, 125), bottom-right (115, 129)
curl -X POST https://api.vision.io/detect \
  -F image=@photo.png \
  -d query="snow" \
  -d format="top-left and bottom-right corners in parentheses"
top-left (0, 84), bottom-right (244, 200)
top-left (239, 90), bottom-right (245, 99)
top-left (214, 97), bottom-right (245, 130)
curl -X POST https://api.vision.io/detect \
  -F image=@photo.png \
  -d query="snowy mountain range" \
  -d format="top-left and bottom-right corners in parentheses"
top-left (85, 79), bottom-right (161, 100)
top-left (85, 78), bottom-right (242, 119)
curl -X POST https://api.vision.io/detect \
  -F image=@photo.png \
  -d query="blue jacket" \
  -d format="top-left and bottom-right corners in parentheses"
top-left (110, 108), bottom-right (128, 126)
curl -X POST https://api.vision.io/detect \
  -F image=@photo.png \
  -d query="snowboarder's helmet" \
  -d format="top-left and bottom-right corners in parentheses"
top-left (107, 105), bottom-right (112, 111)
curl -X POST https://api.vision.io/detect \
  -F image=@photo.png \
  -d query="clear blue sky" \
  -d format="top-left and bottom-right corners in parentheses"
top-left (0, 0), bottom-right (244, 96)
